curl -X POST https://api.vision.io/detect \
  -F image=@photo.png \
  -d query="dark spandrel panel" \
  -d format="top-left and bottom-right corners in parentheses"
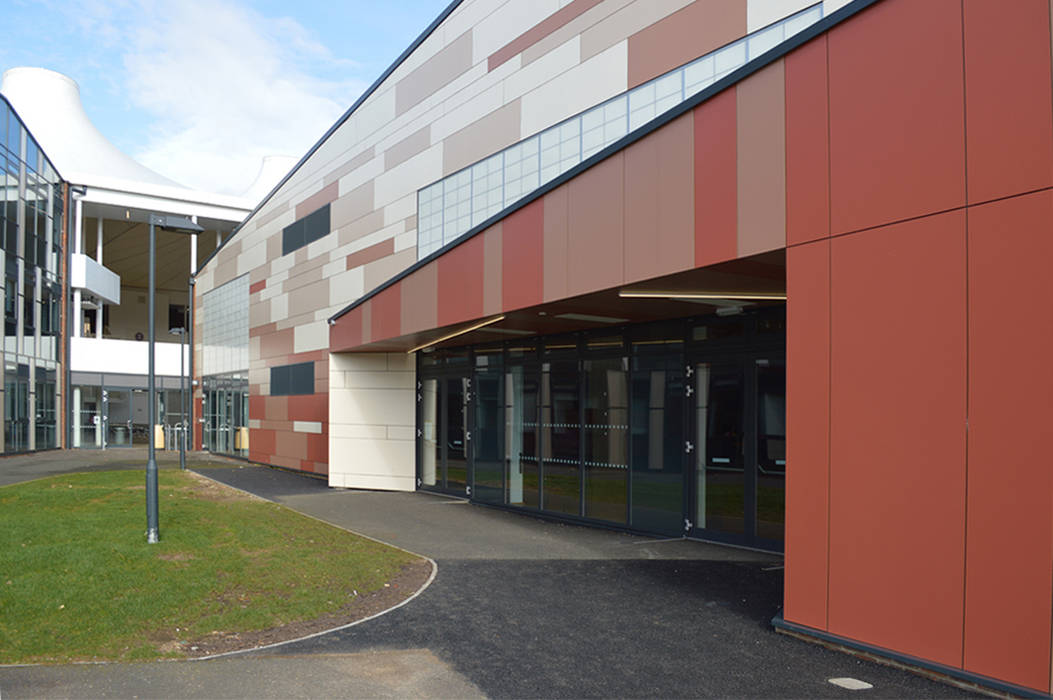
top-left (281, 204), bottom-right (331, 256)
top-left (281, 218), bottom-right (305, 256)
top-left (303, 204), bottom-right (330, 245)
top-left (290, 361), bottom-right (314, 394)
top-left (271, 361), bottom-right (314, 396)
top-left (270, 365), bottom-right (289, 396)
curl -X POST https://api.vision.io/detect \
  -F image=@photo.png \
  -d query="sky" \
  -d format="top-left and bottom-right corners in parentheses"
top-left (0, 0), bottom-right (451, 196)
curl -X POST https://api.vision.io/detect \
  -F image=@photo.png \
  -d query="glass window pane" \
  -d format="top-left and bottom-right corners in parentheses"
top-left (541, 359), bottom-right (580, 515)
top-left (756, 359), bottom-right (785, 541)
top-left (506, 364), bottom-right (540, 508)
top-left (583, 357), bottom-right (627, 524)
top-left (695, 363), bottom-right (744, 535)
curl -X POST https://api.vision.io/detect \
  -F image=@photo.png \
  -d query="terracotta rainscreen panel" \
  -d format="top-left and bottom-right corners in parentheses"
top-left (566, 154), bottom-right (625, 297)
top-left (330, 306), bottom-right (364, 352)
top-left (828, 0), bottom-right (965, 235)
top-left (784, 240), bottom-right (831, 632)
top-left (542, 188), bottom-right (569, 302)
top-left (828, 210), bottom-right (967, 668)
top-left (370, 284), bottom-right (402, 344)
top-left (438, 235), bottom-right (485, 327)
top-left (737, 60), bottom-right (786, 257)
top-left (964, 192), bottom-right (1053, 693)
top-left (483, 224), bottom-right (503, 316)
top-left (963, 0), bottom-right (1053, 204)
top-left (401, 262), bottom-right (438, 336)
top-left (694, 89), bottom-right (738, 267)
top-left (502, 199), bottom-right (545, 311)
top-left (785, 35), bottom-right (830, 245)
top-left (625, 113), bottom-right (695, 284)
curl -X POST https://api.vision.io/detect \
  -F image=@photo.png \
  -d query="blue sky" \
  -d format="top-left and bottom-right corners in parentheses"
top-left (0, 0), bottom-right (451, 195)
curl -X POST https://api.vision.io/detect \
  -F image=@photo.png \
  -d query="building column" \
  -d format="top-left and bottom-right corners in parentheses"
top-left (95, 217), bottom-right (103, 339)
top-left (72, 199), bottom-right (83, 338)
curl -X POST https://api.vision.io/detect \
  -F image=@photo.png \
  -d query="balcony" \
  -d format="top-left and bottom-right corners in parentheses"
top-left (71, 253), bottom-right (121, 305)
top-left (70, 336), bottom-right (188, 377)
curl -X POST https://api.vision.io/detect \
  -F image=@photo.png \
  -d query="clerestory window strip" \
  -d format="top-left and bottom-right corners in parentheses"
top-left (416, 3), bottom-right (823, 260)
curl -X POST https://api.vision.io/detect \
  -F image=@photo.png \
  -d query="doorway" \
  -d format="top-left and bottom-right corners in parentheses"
top-left (689, 353), bottom-right (785, 550)
top-left (418, 372), bottom-right (472, 496)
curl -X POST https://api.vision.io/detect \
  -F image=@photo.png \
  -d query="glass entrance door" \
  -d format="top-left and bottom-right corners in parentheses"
top-left (417, 372), bottom-right (472, 496)
top-left (105, 389), bottom-right (132, 447)
top-left (690, 355), bottom-right (785, 549)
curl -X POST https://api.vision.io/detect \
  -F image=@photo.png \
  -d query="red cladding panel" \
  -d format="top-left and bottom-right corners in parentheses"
top-left (251, 428), bottom-right (276, 457)
top-left (502, 199), bottom-right (544, 311)
top-left (965, 192), bottom-right (1053, 692)
top-left (438, 235), bottom-right (485, 327)
top-left (693, 89), bottom-right (737, 267)
top-left (828, 0), bottom-right (965, 234)
top-left (370, 284), bottom-right (402, 344)
top-left (288, 393), bottom-right (327, 423)
top-left (828, 211), bottom-right (967, 668)
top-left (785, 35), bottom-right (829, 245)
top-left (330, 306), bottom-right (364, 352)
top-left (305, 433), bottom-right (328, 464)
top-left (963, 0), bottom-right (1053, 204)
top-left (784, 240), bottom-right (831, 631)
top-left (249, 394), bottom-right (265, 420)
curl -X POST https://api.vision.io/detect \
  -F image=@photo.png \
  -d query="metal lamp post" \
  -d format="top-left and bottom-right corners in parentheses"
top-left (146, 214), bottom-right (204, 544)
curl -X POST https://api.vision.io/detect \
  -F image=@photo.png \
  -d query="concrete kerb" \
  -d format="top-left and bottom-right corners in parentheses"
top-left (188, 469), bottom-right (439, 662)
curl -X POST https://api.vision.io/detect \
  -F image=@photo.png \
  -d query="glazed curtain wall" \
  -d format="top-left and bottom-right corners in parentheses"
top-left (783, 0), bottom-right (1053, 693)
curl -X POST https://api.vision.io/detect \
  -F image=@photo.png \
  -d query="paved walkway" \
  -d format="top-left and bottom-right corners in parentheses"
top-left (0, 458), bottom-right (977, 698)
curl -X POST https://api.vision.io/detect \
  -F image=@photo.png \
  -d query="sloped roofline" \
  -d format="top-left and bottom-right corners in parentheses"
top-left (194, 0), bottom-right (466, 276)
top-left (327, 0), bottom-right (880, 324)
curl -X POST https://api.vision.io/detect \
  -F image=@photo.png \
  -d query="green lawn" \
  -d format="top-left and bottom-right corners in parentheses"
top-left (0, 469), bottom-right (419, 663)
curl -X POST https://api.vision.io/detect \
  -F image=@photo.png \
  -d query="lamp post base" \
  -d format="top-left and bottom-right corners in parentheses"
top-left (147, 528), bottom-right (159, 544)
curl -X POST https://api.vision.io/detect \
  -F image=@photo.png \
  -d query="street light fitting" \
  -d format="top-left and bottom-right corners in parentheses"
top-left (148, 214), bottom-right (204, 234)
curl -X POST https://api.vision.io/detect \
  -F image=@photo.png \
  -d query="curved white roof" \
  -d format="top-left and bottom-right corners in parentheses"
top-left (0, 67), bottom-right (253, 213)
top-left (240, 154), bottom-right (298, 204)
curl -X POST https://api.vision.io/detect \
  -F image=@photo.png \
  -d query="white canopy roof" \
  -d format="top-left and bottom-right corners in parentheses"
top-left (0, 67), bottom-right (253, 218)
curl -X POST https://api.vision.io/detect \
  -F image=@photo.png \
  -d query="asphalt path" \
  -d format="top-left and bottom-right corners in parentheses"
top-left (202, 465), bottom-right (978, 699)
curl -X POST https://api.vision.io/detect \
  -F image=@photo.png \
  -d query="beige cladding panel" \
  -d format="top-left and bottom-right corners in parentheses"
top-left (384, 125), bottom-right (432, 170)
top-left (396, 29), bottom-right (474, 115)
top-left (736, 59), bottom-right (786, 257)
top-left (331, 181), bottom-right (376, 231)
top-left (288, 278), bottom-right (330, 318)
top-left (254, 199), bottom-right (292, 230)
top-left (579, 0), bottom-right (692, 63)
top-left (442, 99), bottom-right (522, 176)
top-left (521, 0), bottom-right (635, 66)
top-left (627, 0), bottom-right (747, 88)
top-left (338, 209), bottom-right (386, 247)
top-left (364, 248), bottom-right (416, 292)
top-left (324, 146), bottom-right (375, 187)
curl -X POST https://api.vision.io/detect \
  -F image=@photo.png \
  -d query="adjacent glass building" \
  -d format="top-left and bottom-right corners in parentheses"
top-left (0, 96), bottom-right (62, 452)
top-left (200, 274), bottom-right (249, 457)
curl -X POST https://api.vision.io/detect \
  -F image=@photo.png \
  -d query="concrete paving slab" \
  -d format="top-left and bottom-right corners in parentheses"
top-left (0, 448), bottom-right (240, 487)
top-left (0, 649), bottom-right (483, 699)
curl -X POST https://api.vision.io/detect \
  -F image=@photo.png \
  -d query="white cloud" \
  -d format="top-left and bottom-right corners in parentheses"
top-left (98, 0), bottom-right (367, 195)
